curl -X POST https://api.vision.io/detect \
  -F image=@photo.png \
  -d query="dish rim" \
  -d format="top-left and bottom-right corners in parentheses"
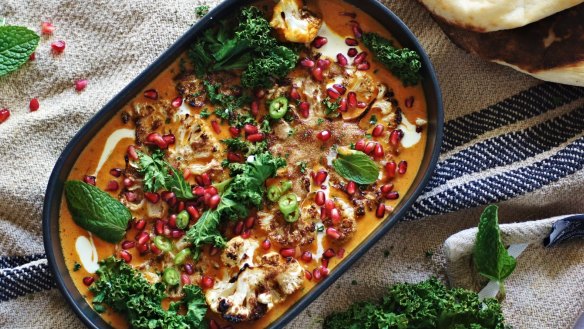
top-left (42, 1), bottom-right (444, 328)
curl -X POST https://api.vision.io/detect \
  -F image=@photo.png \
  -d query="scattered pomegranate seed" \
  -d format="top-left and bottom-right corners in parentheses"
top-left (357, 62), bottom-right (371, 71)
top-left (168, 214), bottom-right (177, 228)
top-left (229, 126), bottom-right (240, 136)
top-left (280, 248), bottom-right (295, 258)
top-left (245, 215), bottom-right (256, 229)
top-left (332, 84), bottom-right (346, 95)
top-left (209, 246), bottom-right (221, 256)
top-left (323, 248), bottom-right (336, 259)
top-left (181, 273), bottom-right (191, 285)
top-left (316, 130), bottom-right (331, 141)
top-left (398, 160), bottom-right (408, 174)
top-left (171, 230), bottom-right (184, 239)
top-left (74, 79), bottom-right (88, 92)
top-left (137, 242), bottom-right (150, 254)
top-left (372, 124), bottom-right (384, 137)
top-left (386, 191), bottom-right (400, 200)
top-left (105, 180), bottom-right (119, 191)
top-left (29, 98), bottom-right (40, 112)
top-left (241, 229), bottom-right (251, 239)
top-left (352, 24), bottom-right (363, 38)
top-left (29, 52), bottom-right (36, 61)
top-left (135, 219), bottom-right (146, 230)
top-left (146, 133), bottom-right (168, 149)
top-left (330, 208), bottom-right (341, 224)
top-left (261, 239), bottom-right (271, 250)
top-left (385, 161), bottom-right (397, 178)
top-left (184, 263), bottom-right (194, 275)
top-left (83, 175), bottom-right (96, 186)
top-left (354, 52), bottom-right (367, 64)
top-left (211, 120), bottom-right (221, 134)
top-left (208, 195), bottom-right (221, 209)
top-left (209, 320), bottom-right (220, 329)
top-left (315, 191), bottom-right (326, 206)
top-left (109, 168), bottom-right (122, 177)
top-left (121, 240), bottom-right (135, 250)
top-left (243, 124), bottom-right (259, 135)
top-left (405, 96), bottom-right (414, 108)
top-left (357, 101), bottom-right (367, 108)
top-left (227, 152), bottom-right (243, 163)
top-left (339, 98), bottom-right (348, 112)
top-left (317, 59), bottom-right (331, 69)
top-left (320, 206), bottom-right (327, 220)
top-left (337, 248), bottom-right (345, 258)
top-left (171, 96), bottom-right (183, 108)
top-left (321, 258), bottom-right (329, 268)
top-left (327, 88), bottom-right (340, 99)
top-left (201, 276), bottom-right (214, 289)
top-left (355, 139), bottom-right (366, 151)
top-left (144, 192), bottom-right (160, 204)
top-left (51, 40), bottom-right (66, 53)
top-left (313, 267), bottom-right (322, 280)
top-left (364, 141), bottom-right (376, 155)
top-left (299, 101), bottom-right (310, 118)
top-left (373, 143), bottom-right (384, 158)
top-left (320, 266), bottom-right (330, 277)
top-left (125, 191), bottom-right (138, 202)
top-left (314, 170), bottom-right (328, 185)
top-left (325, 199), bottom-right (335, 212)
top-left (201, 173), bottom-right (211, 186)
top-left (127, 145), bottom-right (138, 160)
top-left (136, 231), bottom-right (150, 245)
top-left (0, 109), bottom-right (10, 124)
top-left (161, 191), bottom-right (176, 203)
top-left (233, 221), bottom-right (244, 235)
top-left (301, 251), bottom-right (313, 262)
top-left (389, 129), bottom-right (404, 147)
top-left (346, 181), bottom-right (356, 195)
top-left (312, 36), bottom-right (328, 48)
top-left (162, 134), bottom-right (175, 145)
top-left (347, 92), bottom-right (357, 108)
top-left (119, 250), bottom-right (132, 263)
top-left (336, 53), bottom-right (348, 66)
top-left (305, 270), bottom-right (313, 281)
top-left (41, 22), bottom-right (56, 35)
top-left (289, 87), bottom-right (301, 100)
top-left (376, 203), bottom-right (386, 218)
top-left (255, 89), bottom-right (266, 99)
top-left (186, 205), bottom-right (200, 220)
top-left (347, 48), bottom-right (358, 57)
top-left (381, 184), bottom-right (394, 194)
top-left (82, 276), bottom-right (94, 286)
top-left (143, 89), bottom-right (158, 100)
top-left (149, 242), bottom-right (161, 255)
top-left (326, 227), bottom-right (341, 239)
top-left (300, 58), bottom-right (315, 68)
top-left (246, 133), bottom-right (265, 142)
top-left (250, 100), bottom-right (259, 116)
top-left (345, 37), bottom-right (358, 46)
top-left (311, 67), bottom-right (324, 81)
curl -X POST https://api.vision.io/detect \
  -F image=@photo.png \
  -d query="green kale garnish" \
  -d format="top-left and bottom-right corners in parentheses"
top-left (324, 278), bottom-right (507, 329)
top-left (322, 97), bottom-right (341, 117)
top-left (90, 257), bottom-right (208, 329)
top-left (361, 32), bottom-right (421, 86)
top-left (199, 108), bottom-right (210, 118)
top-left (204, 81), bottom-right (251, 126)
top-left (297, 161), bottom-right (307, 174)
top-left (136, 149), bottom-right (193, 199)
top-left (223, 138), bottom-right (268, 156)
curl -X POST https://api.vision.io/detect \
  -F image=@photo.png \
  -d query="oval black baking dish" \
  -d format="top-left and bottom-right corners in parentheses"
top-left (42, 1), bottom-right (443, 328)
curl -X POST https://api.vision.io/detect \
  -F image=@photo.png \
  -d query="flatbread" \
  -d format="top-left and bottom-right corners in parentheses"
top-left (418, 0), bottom-right (584, 32)
top-left (434, 4), bottom-right (584, 87)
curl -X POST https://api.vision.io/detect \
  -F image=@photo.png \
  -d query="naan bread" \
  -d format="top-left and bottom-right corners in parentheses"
top-left (418, 0), bottom-right (584, 32)
top-left (435, 4), bottom-right (584, 87)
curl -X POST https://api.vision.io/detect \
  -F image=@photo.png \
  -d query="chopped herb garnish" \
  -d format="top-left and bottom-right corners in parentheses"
top-left (199, 108), bottom-right (210, 118)
top-left (316, 224), bottom-right (325, 232)
top-left (322, 97), bottom-right (341, 117)
top-left (369, 115), bottom-right (378, 125)
top-left (73, 262), bottom-right (81, 272)
top-left (317, 118), bottom-right (325, 125)
top-left (297, 161), bottom-right (307, 174)
top-left (195, 5), bottom-right (210, 17)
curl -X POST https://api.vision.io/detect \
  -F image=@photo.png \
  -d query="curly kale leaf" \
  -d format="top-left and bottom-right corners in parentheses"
top-left (136, 149), bottom-right (193, 199)
top-left (361, 32), bottom-right (421, 86)
top-left (235, 6), bottom-right (277, 50)
top-left (90, 257), bottom-right (208, 329)
top-left (222, 138), bottom-right (268, 157)
top-left (240, 45), bottom-right (298, 88)
top-left (324, 278), bottom-right (508, 329)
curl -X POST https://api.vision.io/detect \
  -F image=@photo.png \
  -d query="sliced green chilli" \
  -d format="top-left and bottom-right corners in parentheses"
top-left (269, 97), bottom-right (288, 119)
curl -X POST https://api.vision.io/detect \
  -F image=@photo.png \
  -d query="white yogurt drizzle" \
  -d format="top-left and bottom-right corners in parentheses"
top-left (92, 128), bottom-right (135, 176)
top-left (398, 115), bottom-right (422, 148)
top-left (316, 23), bottom-right (362, 60)
top-left (75, 234), bottom-right (100, 273)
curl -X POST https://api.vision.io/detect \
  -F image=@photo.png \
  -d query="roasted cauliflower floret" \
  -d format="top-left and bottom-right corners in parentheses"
top-left (222, 236), bottom-right (259, 268)
top-left (270, 0), bottom-right (322, 44)
top-left (167, 115), bottom-right (222, 172)
top-left (122, 100), bottom-right (178, 145)
top-left (258, 205), bottom-right (317, 247)
top-left (342, 71), bottom-right (380, 120)
top-left (206, 252), bottom-right (304, 323)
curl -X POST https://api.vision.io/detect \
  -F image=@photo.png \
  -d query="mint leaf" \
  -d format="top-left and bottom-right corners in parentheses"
top-left (65, 181), bottom-right (131, 243)
top-left (332, 150), bottom-right (380, 184)
top-left (474, 205), bottom-right (517, 288)
top-left (0, 26), bottom-right (39, 77)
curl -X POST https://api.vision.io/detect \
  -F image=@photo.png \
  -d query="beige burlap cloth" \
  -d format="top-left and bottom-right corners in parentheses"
top-left (1, 0), bottom-right (583, 328)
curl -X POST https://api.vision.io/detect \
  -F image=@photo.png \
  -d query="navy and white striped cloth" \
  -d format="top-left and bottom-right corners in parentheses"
top-left (2, 82), bottom-right (584, 304)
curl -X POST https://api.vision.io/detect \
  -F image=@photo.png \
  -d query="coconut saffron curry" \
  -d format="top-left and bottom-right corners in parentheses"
top-left (59, 0), bottom-right (427, 328)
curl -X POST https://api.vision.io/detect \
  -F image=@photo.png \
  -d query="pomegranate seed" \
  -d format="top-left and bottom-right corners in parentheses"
top-left (357, 101), bottom-right (367, 108)
top-left (162, 134), bottom-right (175, 145)
top-left (385, 161), bottom-right (397, 178)
top-left (184, 263), bottom-right (194, 275)
top-left (299, 102), bottom-right (310, 118)
top-left (305, 270), bottom-right (313, 280)
top-left (135, 219), bottom-right (146, 230)
top-left (261, 239), bottom-right (271, 250)
top-left (326, 227), bottom-right (341, 239)
top-left (233, 221), bottom-right (244, 235)
top-left (121, 240), bottom-right (135, 250)
top-left (315, 191), bottom-right (326, 206)
top-left (289, 88), bottom-right (301, 100)
top-left (245, 215), bottom-right (256, 229)
top-left (373, 143), bottom-right (384, 158)
top-left (109, 168), bottom-right (122, 177)
top-left (376, 203), bottom-right (386, 218)
top-left (83, 175), bottom-right (96, 186)
top-left (354, 52), bottom-right (367, 64)
top-left (251, 100), bottom-right (259, 116)
top-left (300, 58), bottom-right (315, 68)
top-left (320, 206), bottom-right (327, 220)
top-left (357, 62), bottom-right (370, 70)
top-left (186, 205), bottom-right (200, 220)
top-left (280, 248), bottom-right (295, 258)
top-left (138, 242), bottom-right (150, 254)
top-left (322, 258), bottom-right (329, 268)
top-left (347, 92), bottom-right (357, 108)
top-left (346, 181), bottom-right (356, 195)
top-left (41, 22), bottom-right (56, 35)
top-left (82, 276), bottom-right (94, 286)
top-left (171, 96), bottom-right (183, 108)
top-left (405, 96), bottom-right (414, 108)
top-left (345, 38), bottom-right (359, 46)
top-left (171, 230), bottom-right (184, 239)
top-left (29, 98), bottom-right (40, 112)
top-left (192, 186), bottom-right (205, 197)
top-left (332, 84), bottom-right (346, 95)
top-left (74, 79), bottom-right (88, 92)
top-left (381, 184), bottom-right (394, 194)
top-left (323, 248), bottom-right (336, 259)
top-left (320, 266), bottom-right (330, 277)
top-left (311, 67), bottom-right (324, 81)
top-left (312, 36), bottom-right (328, 48)
top-left (227, 152), bottom-right (243, 163)
top-left (316, 130), bottom-right (331, 141)
top-left (0, 109), bottom-right (10, 124)
top-left (209, 246), bottom-right (221, 256)
top-left (208, 195), bottom-right (221, 209)
top-left (119, 250), bottom-right (132, 263)
top-left (317, 59), bottom-right (331, 69)
top-left (181, 273), bottom-right (191, 285)
top-left (168, 215), bottom-right (177, 228)
top-left (127, 145), bottom-right (138, 160)
top-left (364, 141), bottom-right (376, 155)
top-left (143, 89), bottom-right (158, 100)
top-left (105, 180), bottom-right (119, 191)
top-left (337, 248), bottom-right (345, 258)
top-left (330, 208), bottom-right (341, 224)
top-left (209, 320), bottom-right (220, 329)
top-left (372, 124), bottom-right (384, 137)
top-left (301, 251), bottom-right (313, 262)
top-left (201, 276), bottom-right (214, 289)
top-left (313, 267), bottom-right (322, 280)
top-left (144, 192), bottom-right (160, 203)
top-left (241, 228), bottom-right (251, 239)
top-left (243, 124), bottom-right (258, 135)
top-left (247, 133), bottom-right (264, 142)
top-left (51, 40), bottom-right (66, 53)
top-left (390, 129), bottom-right (404, 147)
top-left (136, 231), bottom-right (150, 245)
top-left (314, 170), bottom-right (328, 185)
top-left (125, 191), bottom-right (137, 202)
top-left (352, 24), bottom-right (363, 38)
top-left (386, 191), bottom-right (400, 200)
top-left (201, 173), bottom-right (211, 186)
top-left (161, 191), bottom-right (176, 203)
top-left (146, 133), bottom-right (167, 149)
top-left (154, 220), bottom-right (164, 235)
top-left (211, 120), bottom-right (221, 134)
top-left (336, 53), bottom-right (348, 66)
top-left (339, 98), bottom-right (348, 112)
top-left (325, 199), bottom-right (335, 212)
top-left (347, 48), bottom-right (358, 57)
top-left (326, 88), bottom-right (340, 99)
top-left (255, 89), bottom-right (266, 99)
top-left (355, 139), bottom-right (366, 151)
top-left (398, 161), bottom-right (408, 174)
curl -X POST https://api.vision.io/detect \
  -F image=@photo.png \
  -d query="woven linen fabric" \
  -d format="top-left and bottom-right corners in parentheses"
top-left (1, 0), bottom-right (583, 328)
